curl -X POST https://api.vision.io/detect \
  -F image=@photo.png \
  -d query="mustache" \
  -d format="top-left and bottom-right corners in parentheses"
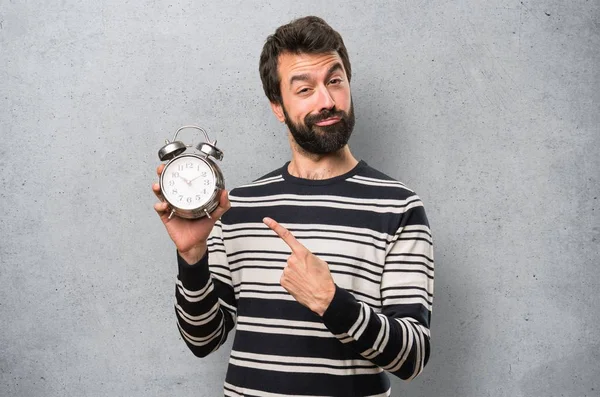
top-left (304, 108), bottom-right (347, 126)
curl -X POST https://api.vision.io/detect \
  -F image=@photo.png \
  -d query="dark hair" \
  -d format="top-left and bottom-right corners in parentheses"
top-left (259, 16), bottom-right (352, 104)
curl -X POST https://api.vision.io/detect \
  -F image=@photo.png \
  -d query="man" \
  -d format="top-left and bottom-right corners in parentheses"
top-left (153, 16), bottom-right (434, 397)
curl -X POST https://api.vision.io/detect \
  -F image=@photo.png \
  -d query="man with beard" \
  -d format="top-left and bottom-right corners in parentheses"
top-left (153, 16), bottom-right (434, 396)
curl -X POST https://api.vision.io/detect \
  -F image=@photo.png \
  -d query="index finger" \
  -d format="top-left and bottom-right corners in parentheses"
top-left (263, 217), bottom-right (305, 253)
top-left (156, 163), bottom-right (165, 177)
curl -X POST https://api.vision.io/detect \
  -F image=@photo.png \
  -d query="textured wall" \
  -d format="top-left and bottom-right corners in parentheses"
top-left (1, 1), bottom-right (598, 396)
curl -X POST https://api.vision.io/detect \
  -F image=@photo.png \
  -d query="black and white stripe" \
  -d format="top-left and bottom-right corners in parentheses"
top-left (174, 161), bottom-right (433, 395)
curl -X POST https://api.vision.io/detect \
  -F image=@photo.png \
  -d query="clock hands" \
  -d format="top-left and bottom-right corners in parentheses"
top-left (178, 175), bottom-right (192, 185)
top-left (177, 174), bottom-right (206, 186)
top-left (188, 174), bottom-right (205, 184)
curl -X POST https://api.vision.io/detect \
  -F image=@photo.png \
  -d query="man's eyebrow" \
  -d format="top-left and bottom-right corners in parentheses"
top-left (325, 62), bottom-right (344, 78)
top-left (289, 73), bottom-right (311, 85)
top-left (288, 62), bottom-right (345, 86)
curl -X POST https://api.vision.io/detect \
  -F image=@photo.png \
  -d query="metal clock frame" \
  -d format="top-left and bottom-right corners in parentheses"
top-left (158, 125), bottom-right (225, 220)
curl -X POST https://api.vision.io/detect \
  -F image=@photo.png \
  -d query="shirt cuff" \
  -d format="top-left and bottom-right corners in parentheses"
top-left (176, 250), bottom-right (210, 290)
top-left (321, 284), bottom-right (362, 335)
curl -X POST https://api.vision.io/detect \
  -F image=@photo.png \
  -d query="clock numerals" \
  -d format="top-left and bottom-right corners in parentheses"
top-left (162, 156), bottom-right (217, 211)
top-left (177, 163), bottom-right (194, 171)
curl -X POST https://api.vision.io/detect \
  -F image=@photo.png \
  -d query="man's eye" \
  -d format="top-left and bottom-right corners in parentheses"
top-left (297, 88), bottom-right (310, 94)
top-left (329, 78), bottom-right (342, 85)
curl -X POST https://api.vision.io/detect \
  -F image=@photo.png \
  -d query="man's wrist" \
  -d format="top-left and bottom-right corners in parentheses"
top-left (178, 244), bottom-right (208, 265)
top-left (314, 282), bottom-right (336, 317)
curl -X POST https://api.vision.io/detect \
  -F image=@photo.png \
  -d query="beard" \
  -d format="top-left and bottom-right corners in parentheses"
top-left (282, 101), bottom-right (355, 155)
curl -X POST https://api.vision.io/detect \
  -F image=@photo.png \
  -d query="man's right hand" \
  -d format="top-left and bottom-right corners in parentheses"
top-left (152, 163), bottom-right (231, 265)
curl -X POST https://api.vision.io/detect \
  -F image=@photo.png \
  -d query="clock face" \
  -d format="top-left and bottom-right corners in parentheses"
top-left (161, 155), bottom-right (216, 210)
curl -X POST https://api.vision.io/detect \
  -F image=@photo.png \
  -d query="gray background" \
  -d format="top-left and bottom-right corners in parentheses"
top-left (1, 0), bottom-right (598, 396)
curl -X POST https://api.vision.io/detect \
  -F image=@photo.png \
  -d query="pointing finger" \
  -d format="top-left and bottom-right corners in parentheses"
top-left (263, 217), bottom-right (305, 253)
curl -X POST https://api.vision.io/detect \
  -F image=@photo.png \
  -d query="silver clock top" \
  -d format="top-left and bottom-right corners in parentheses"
top-left (158, 141), bottom-right (187, 161)
top-left (158, 125), bottom-right (224, 162)
top-left (197, 142), bottom-right (224, 161)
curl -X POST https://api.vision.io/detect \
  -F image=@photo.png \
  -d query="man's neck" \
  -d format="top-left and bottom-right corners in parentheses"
top-left (287, 143), bottom-right (358, 180)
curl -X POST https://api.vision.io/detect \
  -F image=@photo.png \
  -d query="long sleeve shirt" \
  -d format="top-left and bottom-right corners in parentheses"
top-left (174, 160), bottom-right (434, 396)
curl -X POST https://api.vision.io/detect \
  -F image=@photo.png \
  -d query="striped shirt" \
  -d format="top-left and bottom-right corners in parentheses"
top-left (175, 160), bottom-right (434, 396)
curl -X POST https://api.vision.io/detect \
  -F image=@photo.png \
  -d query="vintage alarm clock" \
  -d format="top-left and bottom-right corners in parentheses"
top-left (158, 125), bottom-right (225, 219)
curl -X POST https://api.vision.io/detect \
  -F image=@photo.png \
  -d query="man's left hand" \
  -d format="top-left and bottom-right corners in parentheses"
top-left (263, 217), bottom-right (336, 316)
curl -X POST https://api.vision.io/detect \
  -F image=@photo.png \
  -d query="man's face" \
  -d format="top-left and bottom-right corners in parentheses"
top-left (271, 51), bottom-right (355, 155)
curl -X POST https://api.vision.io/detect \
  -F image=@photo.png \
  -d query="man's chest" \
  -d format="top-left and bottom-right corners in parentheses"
top-left (222, 228), bottom-right (387, 309)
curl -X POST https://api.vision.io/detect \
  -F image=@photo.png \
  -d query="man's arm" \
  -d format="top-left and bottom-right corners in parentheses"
top-left (264, 198), bottom-right (433, 380)
top-left (174, 221), bottom-right (237, 357)
top-left (321, 200), bottom-right (433, 380)
top-left (152, 163), bottom-right (234, 357)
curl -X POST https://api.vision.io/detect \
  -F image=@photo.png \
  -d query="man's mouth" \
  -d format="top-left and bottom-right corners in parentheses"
top-left (314, 117), bottom-right (341, 126)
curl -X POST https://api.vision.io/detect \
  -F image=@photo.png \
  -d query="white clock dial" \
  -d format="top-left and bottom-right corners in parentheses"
top-left (161, 155), bottom-right (216, 210)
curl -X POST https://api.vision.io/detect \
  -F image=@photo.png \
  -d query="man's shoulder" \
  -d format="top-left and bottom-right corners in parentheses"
top-left (229, 165), bottom-right (286, 197)
top-left (351, 161), bottom-right (417, 198)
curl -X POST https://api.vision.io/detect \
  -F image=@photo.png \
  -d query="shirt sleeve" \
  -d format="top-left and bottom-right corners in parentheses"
top-left (174, 221), bottom-right (237, 357)
top-left (321, 196), bottom-right (434, 380)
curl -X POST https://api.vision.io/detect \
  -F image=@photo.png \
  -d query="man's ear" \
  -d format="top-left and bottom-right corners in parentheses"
top-left (270, 101), bottom-right (286, 123)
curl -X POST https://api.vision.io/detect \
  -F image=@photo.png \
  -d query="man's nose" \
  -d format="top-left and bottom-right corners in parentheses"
top-left (316, 85), bottom-right (335, 111)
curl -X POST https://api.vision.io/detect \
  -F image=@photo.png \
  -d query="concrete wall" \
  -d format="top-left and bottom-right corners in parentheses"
top-left (1, 1), bottom-right (598, 396)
